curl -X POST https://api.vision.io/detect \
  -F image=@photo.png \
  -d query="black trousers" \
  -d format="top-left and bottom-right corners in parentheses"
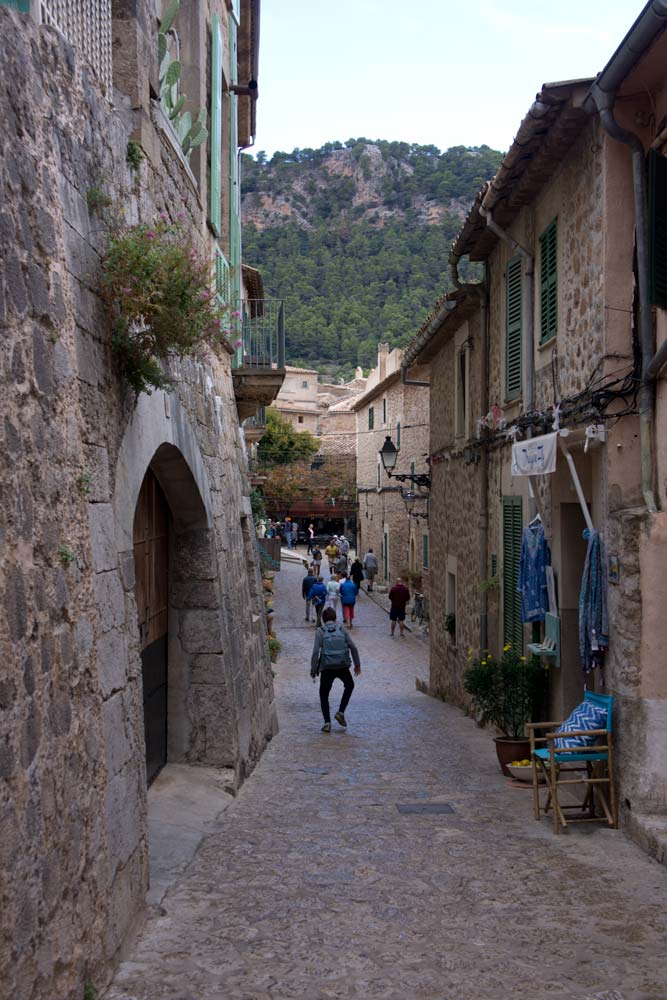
top-left (319, 668), bottom-right (355, 722)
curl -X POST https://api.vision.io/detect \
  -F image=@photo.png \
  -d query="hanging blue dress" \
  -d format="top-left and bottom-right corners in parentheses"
top-left (517, 523), bottom-right (551, 623)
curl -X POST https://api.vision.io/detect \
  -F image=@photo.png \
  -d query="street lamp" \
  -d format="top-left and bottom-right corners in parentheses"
top-left (379, 435), bottom-right (431, 490)
top-left (402, 490), bottom-right (429, 521)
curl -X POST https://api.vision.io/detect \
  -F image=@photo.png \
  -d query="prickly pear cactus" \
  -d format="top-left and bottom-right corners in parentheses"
top-left (158, 0), bottom-right (209, 160)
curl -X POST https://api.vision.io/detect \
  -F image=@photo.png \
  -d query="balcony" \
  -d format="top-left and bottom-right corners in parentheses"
top-left (243, 406), bottom-right (267, 447)
top-left (232, 299), bottom-right (286, 421)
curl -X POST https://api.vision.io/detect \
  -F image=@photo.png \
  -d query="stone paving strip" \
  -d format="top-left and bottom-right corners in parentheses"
top-left (106, 560), bottom-right (667, 1000)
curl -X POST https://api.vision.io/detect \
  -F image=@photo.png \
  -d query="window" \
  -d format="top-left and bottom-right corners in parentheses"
top-left (302, 380), bottom-right (309, 389)
top-left (502, 496), bottom-right (523, 653)
top-left (505, 255), bottom-right (522, 401)
top-left (539, 220), bottom-right (558, 343)
top-left (455, 344), bottom-right (470, 438)
top-left (383, 398), bottom-right (387, 424)
top-left (397, 421), bottom-right (401, 448)
top-left (298, 415), bottom-right (304, 424)
top-left (649, 150), bottom-right (667, 308)
top-left (447, 571), bottom-right (456, 618)
top-left (377, 462), bottom-right (381, 487)
top-left (422, 534), bottom-right (429, 569)
top-left (383, 531), bottom-right (389, 580)
top-left (410, 461), bottom-right (415, 479)
top-left (368, 407), bottom-right (374, 430)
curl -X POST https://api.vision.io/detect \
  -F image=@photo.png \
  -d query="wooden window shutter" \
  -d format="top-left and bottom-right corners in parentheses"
top-left (396, 421), bottom-right (401, 447)
top-left (215, 245), bottom-right (230, 304)
top-left (539, 220), bottom-right (558, 343)
top-left (209, 15), bottom-right (223, 236)
top-left (649, 150), bottom-right (667, 308)
top-left (368, 407), bottom-right (374, 430)
top-left (422, 534), bottom-right (429, 569)
top-left (505, 255), bottom-right (522, 400)
top-left (229, 18), bottom-right (241, 305)
top-left (502, 496), bottom-right (523, 653)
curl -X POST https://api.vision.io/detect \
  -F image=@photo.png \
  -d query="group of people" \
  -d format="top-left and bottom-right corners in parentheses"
top-left (303, 540), bottom-right (414, 732)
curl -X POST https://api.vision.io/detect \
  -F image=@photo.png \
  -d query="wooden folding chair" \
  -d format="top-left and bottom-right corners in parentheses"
top-left (527, 692), bottom-right (617, 834)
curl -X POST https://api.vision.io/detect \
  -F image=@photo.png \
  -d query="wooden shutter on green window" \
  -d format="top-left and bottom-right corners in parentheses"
top-left (649, 150), bottom-right (667, 308)
top-left (505, 255), bottom-right (522, 400)
top-left (502, 496), bottom-right (523, 653)
top-left (539, 220), bottom-right (558, 343)
top-left (209, 15), bottom-right (222, 236)
top-left (422, 534), bottom-right (429, 569)
top-left (229, 17), bottom-right (241, 308)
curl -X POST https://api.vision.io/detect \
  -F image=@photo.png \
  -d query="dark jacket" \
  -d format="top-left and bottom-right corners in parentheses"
top-left (309, 581), bottom-right (327, 606)
top-left (350, 561), bottom-right (364, 586)
top-left (302, 573), bottom-right (317, 599)
top-left (339, 579), bottom-right (358, 606)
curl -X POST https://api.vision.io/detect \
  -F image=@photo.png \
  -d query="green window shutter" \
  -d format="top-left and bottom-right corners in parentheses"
top-left (231, 0), bottom-right (240, 23)
top-left (505, 255), bottom-right (522, 401)
top-left (410, 460), bottom-right (415, 478)
top-left (215, 245), bottom-right (230, 304)
top-left (229, 18), bottom-right (241, 312)
top-left (383, 532), bottom-right (388, 579)
top-left (209, 15), bottom-right (222, 236)
top-left (396, 421), bottom-right (401, 447)
top-left (422, 534), bottom-right (429, 569)
top-left (539, 220), bottom-right (558, 343)
top-left (649, 150), bottom-right (667, 308)
top-left (502, 496), bottom-right (523, 653)
top-left (0, 1), bottom-right (31, 9)
top-left (368, 407), bottom-right (374, 430)
top-left (383, 398), bottom-right (387, 423)
top-left (377, 462), bottom-right (380, 487)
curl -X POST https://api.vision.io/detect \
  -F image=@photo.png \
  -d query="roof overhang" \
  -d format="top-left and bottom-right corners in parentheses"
top-left (451, 79), bottom-right (593, 263)
top-left (403, 291), bottom-right (480, 368)
top-left (351, 370), bottom-right (402, 411)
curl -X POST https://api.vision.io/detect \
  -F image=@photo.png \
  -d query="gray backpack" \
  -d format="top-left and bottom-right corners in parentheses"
top-left (319, 624), bottom-right (351, 669)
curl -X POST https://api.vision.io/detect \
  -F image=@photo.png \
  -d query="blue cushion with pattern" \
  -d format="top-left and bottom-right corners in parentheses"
top-left (554, 701), bottom-right (607, 749)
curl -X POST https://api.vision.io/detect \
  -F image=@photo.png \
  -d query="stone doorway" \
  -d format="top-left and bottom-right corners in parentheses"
top-left (133, 468), bottom-right (171, 785)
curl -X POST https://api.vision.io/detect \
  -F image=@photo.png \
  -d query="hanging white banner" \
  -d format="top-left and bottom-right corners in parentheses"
top-left (511, 432), bottom-right (558, 476)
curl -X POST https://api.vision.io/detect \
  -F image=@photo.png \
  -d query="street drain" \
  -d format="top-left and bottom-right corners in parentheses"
top-left (301, 767), bottom-right (329, 775)
top-left (396, 802), bottom-right (454, 815)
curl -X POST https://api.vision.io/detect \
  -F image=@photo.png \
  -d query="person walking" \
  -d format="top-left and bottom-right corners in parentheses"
top-left (325, 539), bottom-right (339, 574)
top-left (388, 577), bottom-right (411, 637)
top-left (334, 550), bottom-right (348, 576)
top-left (291, 521), bottom-right (299, 549)
top-left (308, 576), bottom-right (328, 627)
top-left (339, 534), bottom-right (350, 558)
top-left (307, 523), bottom-right (315, 555)
top-left (310, 607), bottom-right (361, 732)
top-left (325, 571), bottom-right (340, 613)
top-left (302, 566), bottom-right (318, 623)
top-left (339, 573), bottom-right (359, 628)
top-left (363, 548), bottom-right (378, 592)
top-left (350, 557), bottom-right (364, 590)
top-left (312, 545), bottom-right (322, 577)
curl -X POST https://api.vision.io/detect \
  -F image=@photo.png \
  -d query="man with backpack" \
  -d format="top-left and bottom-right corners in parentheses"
top-left (310, 608), bottom-right (361, 732)
top-left (302, 566), bottom-right (318, 622)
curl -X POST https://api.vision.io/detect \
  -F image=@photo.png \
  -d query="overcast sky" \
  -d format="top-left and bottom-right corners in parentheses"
top-left (253, 0), bottom-right (641, 157)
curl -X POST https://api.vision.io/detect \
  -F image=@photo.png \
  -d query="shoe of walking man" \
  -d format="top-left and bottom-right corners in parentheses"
top-left (388, 577), bottom-right (411, 636)
top-left (310, 608), bottom-right (361, 732)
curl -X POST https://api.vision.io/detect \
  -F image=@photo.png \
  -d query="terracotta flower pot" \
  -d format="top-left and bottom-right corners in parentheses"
top-left (494, 736), bottom-right (532, 777)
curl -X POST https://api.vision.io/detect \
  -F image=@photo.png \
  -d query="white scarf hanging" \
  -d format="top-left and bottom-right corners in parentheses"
top-left (511, 431), bottom-right (558, 476)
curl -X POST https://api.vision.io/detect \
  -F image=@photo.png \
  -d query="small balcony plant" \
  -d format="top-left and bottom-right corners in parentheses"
top-left (100, 217), bottom-right (234, 394)
top-left (463, 644), bottom-right (547, 774)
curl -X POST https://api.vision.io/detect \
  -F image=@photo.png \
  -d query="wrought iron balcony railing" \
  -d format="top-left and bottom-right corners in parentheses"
top-left (233, 299), bottom-right (285, 370)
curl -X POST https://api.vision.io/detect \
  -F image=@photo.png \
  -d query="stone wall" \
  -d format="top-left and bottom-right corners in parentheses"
top-left (0, 7), bottom-right (275, 999)
top-left (355, 374), bottom-right (430, 588)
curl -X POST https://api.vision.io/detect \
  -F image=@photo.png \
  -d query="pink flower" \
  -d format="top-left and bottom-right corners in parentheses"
top-left (231, 310), bottom-right (242, 319)
top-left (177, 210), bottom-right (186, 220)
top-left (159, 211), bottom-right (168, 222)
top-left (121, 286), bottom-right (132, 294)
top-left (234, 338), bottom-right (243, 348)
top-left (145, 230), bottom-right (156, 239)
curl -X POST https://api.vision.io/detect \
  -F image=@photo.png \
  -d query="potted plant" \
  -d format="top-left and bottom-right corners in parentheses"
top-left (463, 645), bottom-right (547, 775)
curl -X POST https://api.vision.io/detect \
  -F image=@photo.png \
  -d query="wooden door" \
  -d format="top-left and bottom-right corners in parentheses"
top-left (133, 469), bottom-right (170, 785)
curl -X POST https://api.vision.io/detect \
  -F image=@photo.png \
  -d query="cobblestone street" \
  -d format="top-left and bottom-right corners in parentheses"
top-left (107, 558), bottom-right (667, 1000)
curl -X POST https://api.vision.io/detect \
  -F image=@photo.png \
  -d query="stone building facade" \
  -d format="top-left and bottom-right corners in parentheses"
top-left (271, 364), bottom-right (320, 433)
top-left (0, 3), bottom-right (282, 997)
top-left (403, 10), bottom-right (667, 863)
top-left (354, 345), bottom-right (430, 592)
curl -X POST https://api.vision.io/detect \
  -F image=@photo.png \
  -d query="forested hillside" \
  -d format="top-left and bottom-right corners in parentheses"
top-left (241, 140), bottom-right (503, 379)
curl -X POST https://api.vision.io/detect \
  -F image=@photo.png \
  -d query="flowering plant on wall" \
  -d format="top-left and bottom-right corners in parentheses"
top-left (100, 217), bottom-right (232, 394)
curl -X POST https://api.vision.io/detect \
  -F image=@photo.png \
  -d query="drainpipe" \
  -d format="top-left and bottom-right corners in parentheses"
top-left (589, 87), bottom-right (657, 511)
top-left (449, 253), bottom-right (489, 654)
